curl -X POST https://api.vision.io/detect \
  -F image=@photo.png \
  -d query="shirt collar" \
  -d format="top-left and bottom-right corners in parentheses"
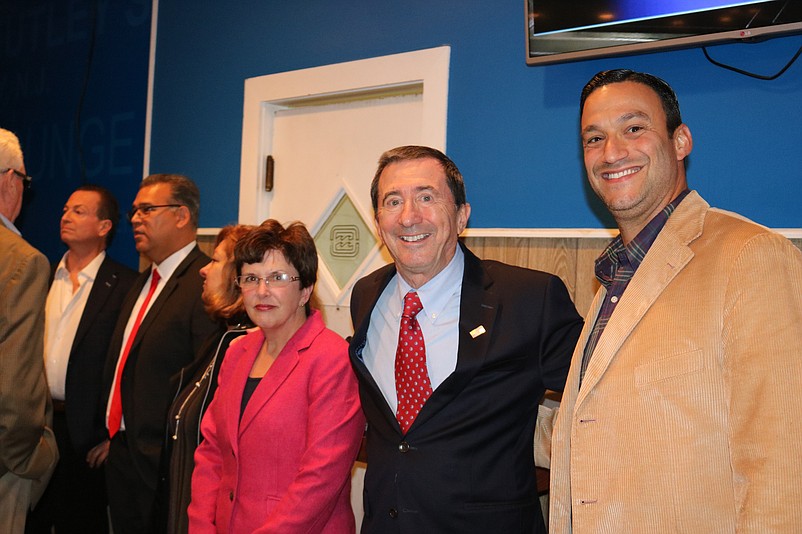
top-left (393, 244), bottom-right (464, 323)
top-left (55, 250), bottom-right (106, 283)
top-left (595, 189), bottom-right (690, 287)
top-left (152, 241), bottom-right (196, 282)
top-left (0, 212), bottom-right (20, 235)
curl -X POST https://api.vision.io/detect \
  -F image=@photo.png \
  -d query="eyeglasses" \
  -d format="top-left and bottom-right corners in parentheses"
top-left (235, 273), bottom-right (301, 290)
top-left (127, 204), bottom-right (183, 222)
top-left (2, 168), bottom-right (32, 190)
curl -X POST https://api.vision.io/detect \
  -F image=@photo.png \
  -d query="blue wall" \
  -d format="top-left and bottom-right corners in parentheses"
top-left (149, 0), bottom-right (802, 230)
top-left (1, 0), bottom-right (151, 268)
top-left (5, 0), bottom-right (801, 264)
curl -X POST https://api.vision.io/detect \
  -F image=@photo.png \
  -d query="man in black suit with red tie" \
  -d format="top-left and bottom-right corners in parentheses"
top-left (27, 185), bottom-right (137, 534)
top-left (102, 174), bottom-right (217, 534)
top-left (349, 146), bottom-right (583, 533)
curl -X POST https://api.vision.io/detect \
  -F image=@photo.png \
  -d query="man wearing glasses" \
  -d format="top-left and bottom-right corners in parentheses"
top-left (0, 128), bottom-right (58, 533)
top-left (102, 174), bottom-right (217, 534)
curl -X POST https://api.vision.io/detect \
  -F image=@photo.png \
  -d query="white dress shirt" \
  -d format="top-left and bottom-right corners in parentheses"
top-left (44, 251), bottom-right (106, 400)
top-left (363, 246), bottom-right (464, 413)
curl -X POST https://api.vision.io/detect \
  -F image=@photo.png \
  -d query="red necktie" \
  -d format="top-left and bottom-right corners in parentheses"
top-left (108, 269), bottom-right (161, 438)
top-left (395, 291), bottom-right (432, 434)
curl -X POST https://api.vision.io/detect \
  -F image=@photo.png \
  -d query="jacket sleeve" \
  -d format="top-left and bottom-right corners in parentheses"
top-left (537, 274), bottom-right (584, 393)
top-left (534, 404), bottom-right (558, 469)
top-left (0, 246), bottom-right (58, 479)
top-left (724, 233), bottom-right (802, 531)
top-left (254, 338), bottom-right (365, 533)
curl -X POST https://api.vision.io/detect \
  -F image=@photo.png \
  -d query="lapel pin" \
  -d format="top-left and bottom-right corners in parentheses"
top-left (470, 325), bottom-right (486, 339)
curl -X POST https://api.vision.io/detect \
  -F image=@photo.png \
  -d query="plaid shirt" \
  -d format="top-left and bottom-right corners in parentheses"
top-left (579, 189), bottom-right (690, 384)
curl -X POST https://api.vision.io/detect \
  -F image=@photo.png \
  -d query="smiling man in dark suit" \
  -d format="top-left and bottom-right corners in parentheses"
top-left (103, 174), bottom-right (217, 534)
top-left (349, 146), bottom-right (583, 533)
top-left (26, 185), bottom-right (137, 534)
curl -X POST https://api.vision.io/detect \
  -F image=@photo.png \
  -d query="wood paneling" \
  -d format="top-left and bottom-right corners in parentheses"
top-left (463, 236), bottom-right (605, 317)
top-left (198, 233), bottom-right (802, 318)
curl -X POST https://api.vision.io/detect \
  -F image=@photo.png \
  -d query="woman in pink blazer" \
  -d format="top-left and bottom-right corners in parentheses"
top-left (188, 220), bottom-right (364, 533)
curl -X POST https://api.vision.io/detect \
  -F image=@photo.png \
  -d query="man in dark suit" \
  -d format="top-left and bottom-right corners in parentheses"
top-left (26, 185), bottom-right (137, 533)
top-left (0, 128), bottom-right (58, 533)
top-left (103, 174), bottom-right (217, 533)
top-left (349, 146), bottom-right (583, 533)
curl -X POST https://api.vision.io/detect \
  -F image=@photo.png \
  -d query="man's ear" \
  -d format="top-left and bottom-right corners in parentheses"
top-left (174, 205), bottom-right (191, 229)
top-left (456, 202), bottom-right (471, 234)
top-left (97, 219), bottom-right (112, 238)
top-left (674, 124), bottom-right (693, 161)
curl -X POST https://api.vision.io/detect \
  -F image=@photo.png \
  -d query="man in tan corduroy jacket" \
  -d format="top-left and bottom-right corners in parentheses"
top-left (546, 70), bottom-right (802, 533)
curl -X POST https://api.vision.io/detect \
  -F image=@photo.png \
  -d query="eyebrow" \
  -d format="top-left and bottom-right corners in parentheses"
top-left (582, 111), bottom-right (651, 136)
top-left (381, 184), bottom-right (436, 203)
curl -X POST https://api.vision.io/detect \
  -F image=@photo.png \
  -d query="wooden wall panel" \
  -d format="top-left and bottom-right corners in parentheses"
top-left (198, 233), bottom-right (802, 319)
top-left (462, 236), bottom-right (603, 317)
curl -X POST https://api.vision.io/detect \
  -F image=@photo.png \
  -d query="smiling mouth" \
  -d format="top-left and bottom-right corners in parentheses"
top-left (602, 166), bottom-right (642, 180)
top-left (399, 233), bottom-right (430, 242)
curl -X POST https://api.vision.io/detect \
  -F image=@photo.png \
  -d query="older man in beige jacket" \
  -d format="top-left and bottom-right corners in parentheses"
top-left (546, 70), bottom-right (802, 533)
top-left (0, 128), bottom-right (58, 533)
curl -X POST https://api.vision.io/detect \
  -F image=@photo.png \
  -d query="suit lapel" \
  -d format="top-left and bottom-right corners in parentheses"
top-left (71, 257), bottom-right (117, 352)
top-left (351, 246), bottom-right (501, 434)
top-left (236, 312), bottom-right (324, 437)
top-left (407, 245), bottom-right (498, 431)
top-left (218, 333), bottom-right (254, 452)
top-left (237, 341), bottom-right (300, 437)
top-left (131, 245), bottom-right (202, 350)
top-left (577, 193), bottom-right (708, 403)
top-left (349, 266), bottom-right (400, 431)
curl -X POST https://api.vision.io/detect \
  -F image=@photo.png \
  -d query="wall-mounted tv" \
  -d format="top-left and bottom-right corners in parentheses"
top-left (526, 1), bottom-right (802, 66)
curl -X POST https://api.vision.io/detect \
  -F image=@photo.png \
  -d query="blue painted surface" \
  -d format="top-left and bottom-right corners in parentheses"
top-left (150, 0), bottom-right (802, 230)
top-left (3, 0), bottom-right (800, 265)
top-left (1, 0), bottom-right (151, 267)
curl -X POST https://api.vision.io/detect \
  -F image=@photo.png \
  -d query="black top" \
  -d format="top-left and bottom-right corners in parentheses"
top-left (239, 376), bottom-right (262, 420)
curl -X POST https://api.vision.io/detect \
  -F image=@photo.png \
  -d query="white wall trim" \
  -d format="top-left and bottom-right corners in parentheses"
top-left (461, 228), bottom-right (619, 239)
top-left (142, 0), bottom-right (159, 178)
top-left (199, 227), bottom-right (802, 239)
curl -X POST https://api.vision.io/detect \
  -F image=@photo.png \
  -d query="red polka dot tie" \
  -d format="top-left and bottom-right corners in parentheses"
top-left (395, 291), bottom-right (432, 434)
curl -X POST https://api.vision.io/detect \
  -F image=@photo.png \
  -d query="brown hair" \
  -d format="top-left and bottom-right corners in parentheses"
top-left (234, 220), bottom-right (318, 316)
top-left (370, 145), bottom-right (467, 213)
top-left (204, 224), bottom-right (255, 319)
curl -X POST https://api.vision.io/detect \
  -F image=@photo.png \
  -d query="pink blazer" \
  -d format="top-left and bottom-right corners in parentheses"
top-left (188, 310), bottom-right (364, 533)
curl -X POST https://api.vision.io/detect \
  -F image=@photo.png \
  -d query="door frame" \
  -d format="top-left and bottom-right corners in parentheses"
top-left (238, 46), bottom-right (451, 224)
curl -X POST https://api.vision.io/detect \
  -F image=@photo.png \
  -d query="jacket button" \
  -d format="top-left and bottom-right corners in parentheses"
top-left (398, 441), bottom-right (410, 453)
top-left (229, 491), bottom-right (234, 501)
top-left (388, 508), bottom-right (398, 519)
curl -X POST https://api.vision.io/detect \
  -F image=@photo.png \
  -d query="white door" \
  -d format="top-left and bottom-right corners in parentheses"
top-left (239, 47), bottom-right (450, 338)
top-left (238, 47), bottom-right (450, 528)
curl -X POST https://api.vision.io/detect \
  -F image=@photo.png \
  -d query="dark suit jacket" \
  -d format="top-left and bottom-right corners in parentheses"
top-left (103, 245), bottom-right (217, 492)
top-left (349, 243), bottom-right (583, 534)
top-left (53, 255), bottom-right (137, 456)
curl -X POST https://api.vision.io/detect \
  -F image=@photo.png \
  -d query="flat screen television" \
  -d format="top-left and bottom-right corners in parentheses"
top-left (526, 1), bottom-right (802, 66)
